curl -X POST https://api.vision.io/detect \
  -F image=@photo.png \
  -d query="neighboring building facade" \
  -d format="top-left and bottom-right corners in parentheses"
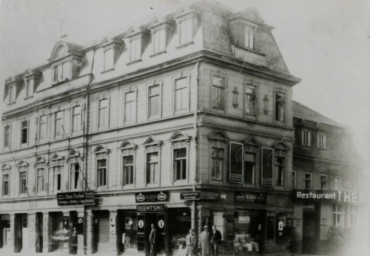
top-left (7, 1), bottom-right (368, 256)
top-left (292, 101), bottom-right (365, 254)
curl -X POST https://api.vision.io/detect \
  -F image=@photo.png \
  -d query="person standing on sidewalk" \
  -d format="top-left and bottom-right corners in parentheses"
top-left (210, 225), bottom-right (222, 256)
top-left (149, 224), bottom-right (157, 256)
top-left (186, 229), bottom-right (196, 256)
top-left (199, 225), bottom-right (211, 256)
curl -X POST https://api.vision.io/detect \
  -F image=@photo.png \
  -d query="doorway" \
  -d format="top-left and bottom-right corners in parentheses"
top-left (302, 210), bottom-right (318, 254)
top-left (137, 213), bottom-right (166, 256)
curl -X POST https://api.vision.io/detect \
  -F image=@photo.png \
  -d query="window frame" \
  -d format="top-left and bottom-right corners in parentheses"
top-left (129, 37), bottom-right (142, 62)
top-left (69, 162), bottom-right (82, 191)
top-left (302, 129), bottom-right (312, 147)
top-left (244, 152), bottom-right (256, 185)
top-left (274, 91), bottom-right (285, 122)
top-left (98, 98), bottom-right (109, 129)
top-left (103, 48), bottom-right (114, 71)
top-left (72, 105), bottom-right (82, 133)
top-left (211, 75), bottom-right (226, 111)
top-left (18, 165), bottom-right (28, 195)
top-left (21, 120), bottom-right (29, 145)
top-left (243, 25), bottom-right (255, 50)
top-left (244, 83), bottom-right (257, 116)
top-left (94, 146), bottom-right (110, 189)
top-left (152, 28), bottom-right (166, 54)
top-left (2, 173), bottom-right (10, 196)
top-left (120, 142), bottom-right (137, 187)
top-left (39, 114), bottom-right (47, 141)
top-left (320, 174), bottom-right (327, 190)
top-left (97, 159), bottom-right (107, 188)
top-left (4, 124), bottom-right (11, 149)
top-left (333, 176), bottom-right (342, 190)
top-left (173, 75), bottom-right (190, 114)
top-left (304, 172), bottom-right (312, 190)
top-left (54, 111), bottom-right (64, 137)
top-left (292, 171), bottom-right (296, 189)
top-left (275, 156), bottom-right (285, 187)
top-left (178, 17), bottom-right (194, 46)
top-left (317, 132), bottom-right (327, 150)
top-left (333, 204), bottom-right (344, 228)
top-left (144, 139), bottom-right (162, 186)
top-left (147, 83), bottom-right (162, 119)
top-left (123, 90), bottom-right (137, 124)
top-left (36, 168), bottom-right (45, 193)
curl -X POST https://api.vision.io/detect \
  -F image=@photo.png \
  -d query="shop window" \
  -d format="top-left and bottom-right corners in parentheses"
top-left (39, 115), bottom-right (47, 140)
top-left (275, 92), bottom-right (285, 122)
top-left (53, 166), bottom-right (62, 192)
top-left (333, 204), bottom-right (344, 227)
top-left (21, 120), bottom-right (28, 144)
top-left (168, 208), bottom-right (191, 253)
top-left (302, 130), bottom-right (311, 147)
top-left (55, 111), bottom-right (64, 136)
top-left (245, 85), bottom-right (256, 115)
top-left (97, 159), bottom-right (107, 187)
top-left (244, 26), bottom-right (255, 49)
top-left (36, 168), bottom-right (45, 193)
top-left (212, 148), bottom-right (224, 181)
top-left (261, 148), bottom-right (273, 187)
top-left (174, 77), bottom-right (189, 112)
top-left (19, 166), bottom-right (27, 195)
top-left (244, 153), bottom-right (255, 184)
top-left (98, 98), bottom-right (109, 129)
top-left (148, 84), bottom-right (161, 118)
top-left (178, 18), bottom-right (193, 45)
top-left (4, 125), bottom-right (11, 148)
top-left (320, 174), bottom-right (327, 190)
top-left (292, 171), bottom-right (296, 189)
top-left (212, 76), bottom-right (225, 110)
top-left (3, 173), bottom-right (9, 196)
top-left (146, 152), bottom-right (158, 184)
top-left (123, 155), bottom-right (134, 185)
top-left (70, 163), bottom-right (81, 190)
top-left (275, 157), bottom-right (284, 186)
top-left (72, 105), bottom-right (81, 133)
top-left (129, 37), bottom-right (141, 62)
top-left (304, 172), bottom-right (312, 190)
top-left (104, 48), bottom-right (114, 71)
top-left (317, 132), bottom-right (326, 149)
top-left (152, 28), bottom-right (166, 54)
top-left (174, 148), bottom-right (187, 180)
top-left (333, 176), bottom-right (341, 190)
top-left (124, 91), bottom-right (136, 123)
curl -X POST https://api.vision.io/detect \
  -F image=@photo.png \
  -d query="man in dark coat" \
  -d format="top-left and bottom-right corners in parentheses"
top-left (210, 225), bottom-right (222, 256)
top-left (149, 224), bottom-right (157, 256)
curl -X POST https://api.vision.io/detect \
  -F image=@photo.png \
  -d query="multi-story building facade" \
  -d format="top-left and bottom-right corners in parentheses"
top-left (3, 1), bottom-right (362, 255)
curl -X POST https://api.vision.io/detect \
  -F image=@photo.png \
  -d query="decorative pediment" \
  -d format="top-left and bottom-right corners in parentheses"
top-left (144, 137), bottom-right (162, 152)
top-left (1, 163), bottom-right (11, 171)
top-left (17, 160), bottom-right (29, 168)
top-left (208, 131), bottom-right (228, 143)
top-left (243, 136), bottom-right (260, 153)
top-left (50, 153), bottom-right (65, 163)
top-left (68, 148), bottom-right (81, 159)
top-left (273, 141), bottom-right (289, 157)
top-left (94, 145), bottom-right (110, 154)
top-left (120, 140), bottom-right (137, 156)
top-left (49, 41), bottom-right (83, 62)
top-left (170, 131), bottom-right (190, 143)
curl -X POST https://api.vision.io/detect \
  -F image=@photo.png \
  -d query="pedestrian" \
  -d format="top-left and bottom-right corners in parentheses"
top-left (199, 225), bottom-right (211, 256)
top-left (210, 225), bottom-right (222, 256)
top-left (186, 229), bottom-right (196, 256)
top-left (149, 224), bottom-right (156, 256)
top-left (71, 226), bottom-right (77, 254)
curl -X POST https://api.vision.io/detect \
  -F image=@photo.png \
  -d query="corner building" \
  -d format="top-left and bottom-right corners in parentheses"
top-left (0, 2), bottom-right (301, 255)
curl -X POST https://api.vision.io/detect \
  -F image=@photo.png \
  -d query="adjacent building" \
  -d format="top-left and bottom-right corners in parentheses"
top-left (0, 1), bottom-right (363, 256)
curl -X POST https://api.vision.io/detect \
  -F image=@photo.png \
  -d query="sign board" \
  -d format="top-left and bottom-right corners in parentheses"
top-left (235, 192), bottom-right (266, 204)
top-left (135, 191), bottom-right (168, 203)
top-left (137, 204), bottom-right (165, 213)
top-left (57, 191), bottom-right (95, 206)
top-left (181, 191), bottom-right (201, 200)
top-left (293, 190), bottom-right (366, 204)
top-left (238, 216), bottom-right (250, 224)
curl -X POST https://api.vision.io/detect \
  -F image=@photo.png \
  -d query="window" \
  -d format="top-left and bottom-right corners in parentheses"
top-left (124, 92), bottom-right (136, 123)
top-left (276, 157), bottom-right (285, 186)
top-left (348, 205), bottom-right (357, 228)
top-left (98, 99), bottom-right (109, 128)
top-left (174, 148), bottom-right (187, 180)
top-left (129, 38), bottom-right (141, 62)
top-left (39, 115), bottom-right (47, 140)
top-left (21, 120), bottom-right (28, 144)
top-left (178, 18), bottom-right (193, 45)
top-left (146, 152), bottom-right (158, 184)
top-left (19, 170), bottom-right (27, 194)
top-left (62, 62), bottom-right (69, 80)
top-left (174, 77), bottom-right (188, 112)
top-left (152, 29), bottom-right (166, 54)
top-left (333, 176), bottom-right (342, 190)
top-left (244, 26), bottom-right (255, 49)
top-left (317, 132), bottom-right (326, 149)
top-left (275, 92), bottom-right (285, 122)
top-left (72, 106), bottom-right (81, 132)
top-left (104, 48), bottom-right (114, 71)
top-left (292, 171), bottom-right (296, 189)
top-left (320, 174), bottom-right (327, 190)
top-left (333, 204), bottom-right (344, 227)
top-left (4, 125), bottom-right (10, 148)
top-left (8, 84), bottom-right (16, 103)
top-left (148, 85), bottom-right (160, 118)
top-left (36, 168), bottom-right (45, 193)
top-left (70, 163), bottom-right (81, 190)
top-left (212, 76), bottom-right (225, 110)
top-left (302, 130), bottom-right (311, 147)
top-left (211, 148), bottom-right (224, 181)
top-left (304, 173), bottom-right (312, 190)
top-left (97, 159), bottom-right (107, 187)
top-left (53, 66), bottom-right (59, 83)
top-left (25, 79), bottom-right (33, 97)
top-left (122, 155), bottom-right (134, 185)
top-left (244, 153), bottom-right (255, 184)
top-left (261, 148), bottom-right (273, 187)
top-left (2, 174), bottom-right (9, 196)
top-left (245, 85), bottom-right (256, 115)
top-left (55, 111), bottom-right (64, 136)
top-left (53, 166), bottom-right (62, 192)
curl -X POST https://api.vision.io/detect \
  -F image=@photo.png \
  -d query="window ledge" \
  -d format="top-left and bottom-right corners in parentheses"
top-left (176, 41), bottom-right (194, 49)
top-left (7, 101), bottom-right (16, 106)
top-left (150, 51), bottom-right (167, 57)
top-left (36, 191), bottom-right (47, 196)
top-left (127, 59), bottom-right (142, 66)
top-left (24, 96), bottom-right (34, 100)
top-left (101, 68), bottom-right (115, 74)
top-left (233, 45), bottom-right (265, 57)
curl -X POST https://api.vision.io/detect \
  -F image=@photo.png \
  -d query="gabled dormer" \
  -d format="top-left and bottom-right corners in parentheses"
top-left (48, 41), bottom-right (83, 85)
top-left (23, 69), bottom-right (41, 99)
top-left (174, 8), bottom-right (200, 47)
top-left (125, 27), bottom-right (149, 64)
top-left (149, 18), bottom-right (174, 56)
top-left (4, 75), bottom-right (22, 104)
top-left (101, 38), bottom-right (124, 72)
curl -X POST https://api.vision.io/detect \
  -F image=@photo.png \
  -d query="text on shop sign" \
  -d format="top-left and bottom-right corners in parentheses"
top-left (294, 190), bottom-right (366, 204)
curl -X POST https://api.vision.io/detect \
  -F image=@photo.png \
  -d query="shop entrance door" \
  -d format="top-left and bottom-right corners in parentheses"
top-left (302, 211), bottom-right (317, 254)
top-left (14, 214), bottom-right (27, 253)
top-left (137, 213), bottom-right (166, 256)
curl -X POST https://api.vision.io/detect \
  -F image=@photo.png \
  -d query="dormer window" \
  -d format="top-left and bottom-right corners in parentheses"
top-left (152, 28), bottom-right (166, 54)
top-left (25, 79), bottom-right (33, 98)
top-left (53, 61), bottom-right (70, 84)
top-left (104, 48), bottom-right (114, 71)
top-left (175, 11), bottom-right (197, 47)
top-left (244, 26), bottom-right (255, 49)
top-left (129, 37), bottom-right (142, 62)
top-left (101, 38), bottom-right (122, 72)
top-left (8, 84), bottom-right (16, 103)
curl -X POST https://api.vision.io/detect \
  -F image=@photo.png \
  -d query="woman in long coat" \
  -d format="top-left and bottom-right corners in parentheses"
top-left (199, 226), bottom-right (211, 256)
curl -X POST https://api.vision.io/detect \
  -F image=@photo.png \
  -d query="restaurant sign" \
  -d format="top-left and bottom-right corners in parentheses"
top-left (293, 190), bottom-right (366, 204)
top-left (135, 191), bottom-right (168, 203)
top-left (57, 191), bottom-right (95, 206)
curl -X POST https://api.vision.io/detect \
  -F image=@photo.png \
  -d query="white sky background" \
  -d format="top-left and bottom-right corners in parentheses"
top-left (0, 0), bottom-right (369, 161)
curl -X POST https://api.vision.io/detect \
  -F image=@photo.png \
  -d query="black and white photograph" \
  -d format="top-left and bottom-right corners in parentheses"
top-left (0, 0), bottom-right (369, 255)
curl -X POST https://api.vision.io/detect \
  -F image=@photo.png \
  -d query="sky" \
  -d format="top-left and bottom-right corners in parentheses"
top-left (0, 0), bottom-right (369, 161)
